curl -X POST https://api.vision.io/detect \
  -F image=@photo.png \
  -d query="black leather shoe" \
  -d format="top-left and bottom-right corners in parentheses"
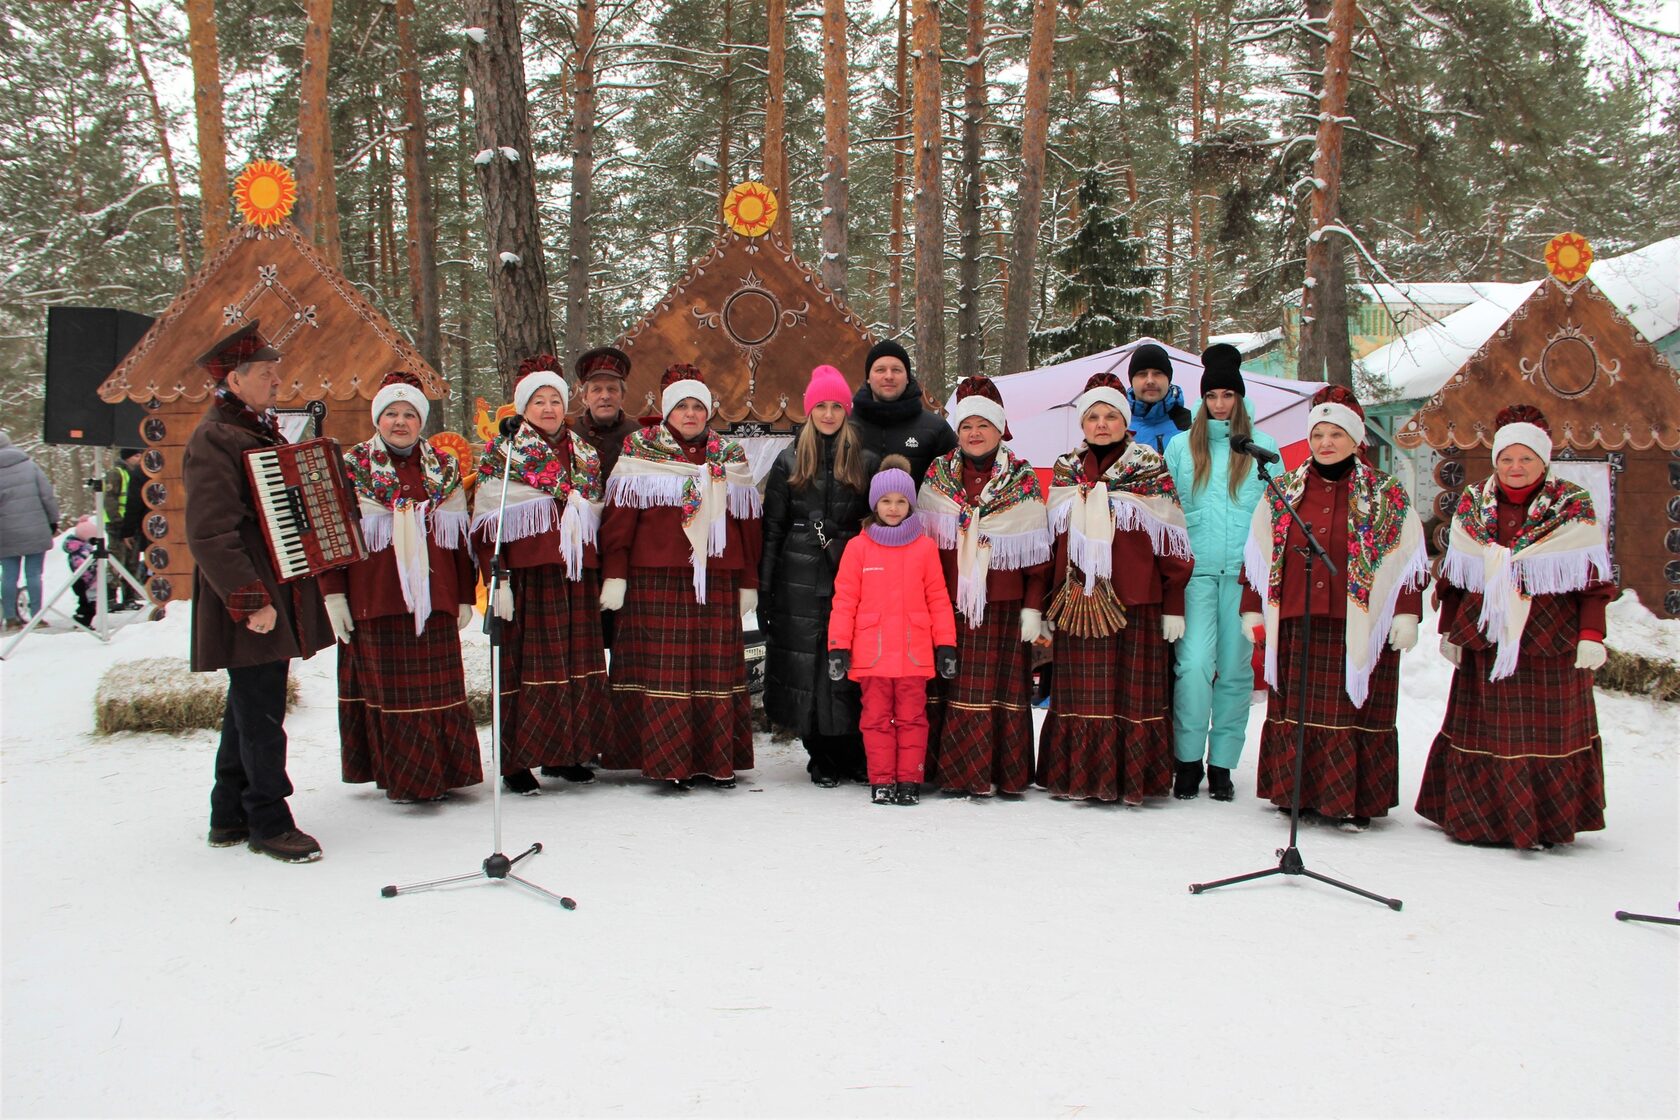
top-left (545, 765), bottom-right (595, 784)
top-left (502, 769), bottom-right (541, 795)
top-left (207, 824), bottom-right (249, 848)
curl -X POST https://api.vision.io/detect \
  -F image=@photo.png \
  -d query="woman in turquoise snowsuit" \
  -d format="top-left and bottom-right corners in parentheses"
top-left (1162, 344), bottom-right (1278, 800)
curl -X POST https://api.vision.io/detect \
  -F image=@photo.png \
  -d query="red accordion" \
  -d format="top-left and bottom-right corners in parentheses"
top-left (243, 437), bottom-right (367, 582)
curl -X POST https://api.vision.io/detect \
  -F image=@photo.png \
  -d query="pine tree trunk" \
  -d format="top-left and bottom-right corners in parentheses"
top-left (454, 75), bottom-right (476, 430)
top-left (910, 0), bottom-right (946, 393)
top-left (294, 0), bottom-right (333, 242)
top-left (955, 0), bottom-right (985, 376)
top-left (763, 0), bottom-right (790, 241)
top-left (122, 0), bottom-right (191, 270)
top-left (465, 0), bottom-right (555, 395)
top-left (819, 0), bottom-right (850, 298)
top-left (887, 0), bottom-right (908, 333)
top-left (563, 0), bottom-right (596, 368)
top-left (184, 0), bottom-right (230, 249)
top-left (717, 0), bottom-right (734, 217)
top-left (1298, 0), bottom-right (1355, 387)
top-left (996, 0), bottom-right (1057, 378)
top-left (396, 0), bottom-right (441, 371)
top-left (1186, 10), bottom-right (1203, 351)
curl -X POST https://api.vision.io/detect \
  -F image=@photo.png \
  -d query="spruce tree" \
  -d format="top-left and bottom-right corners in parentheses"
top-left (1030, 169), bottom-right (1168, 367)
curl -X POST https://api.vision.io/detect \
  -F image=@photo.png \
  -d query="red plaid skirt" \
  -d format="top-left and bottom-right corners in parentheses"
top-left (1256, 618), bottom-right (1400, 819)
top-left (1415, 646), bottom-right (1605, 846)
top-left (928, 599), bottom-right (1033, 795)
top-left (1036, 603), bottom-right (1173, 803)
top-left (338, 613), bottom-right (483, 800)
top-left (602, 568), bottom-right (753, 779)
top-left (497, 563), bottom-right (609, 773)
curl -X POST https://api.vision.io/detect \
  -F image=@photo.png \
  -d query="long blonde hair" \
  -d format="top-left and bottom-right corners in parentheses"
top-left (1188, 399), bottom-right (1255, 500)
top-left (789, 416), bottom-right (871, 494)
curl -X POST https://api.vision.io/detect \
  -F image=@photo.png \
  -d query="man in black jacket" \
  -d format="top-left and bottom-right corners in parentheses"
top-left (848, 340), bottom-right (956, 485)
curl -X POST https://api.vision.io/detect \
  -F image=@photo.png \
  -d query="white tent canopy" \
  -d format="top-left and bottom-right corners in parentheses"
top-left (949, 337), bottom-right (1326, 468)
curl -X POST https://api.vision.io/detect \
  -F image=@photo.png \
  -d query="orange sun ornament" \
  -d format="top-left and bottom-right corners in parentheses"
top-left (233, 161), bottom-right (298, 229)
top-left (428, 431), bottom-right (476, 488)
top-left (1545, 232), bottom-right (1593, 284)
top-left (723, 181), bottom-right (778, 238)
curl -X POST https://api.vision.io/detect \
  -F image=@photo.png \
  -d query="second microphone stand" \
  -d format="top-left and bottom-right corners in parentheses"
top-left (381, 423), bottom-right (576, 909)
top-left (1189, 451), bottom-right (1402, 911)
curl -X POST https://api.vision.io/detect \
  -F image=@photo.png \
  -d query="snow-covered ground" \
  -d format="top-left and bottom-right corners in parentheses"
top-left (3, 599), bottom-right (1676, 1117)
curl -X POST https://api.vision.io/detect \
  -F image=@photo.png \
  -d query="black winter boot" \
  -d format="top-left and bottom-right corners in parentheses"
top-left (893, 782), bottom-right (920, 806)
top-left (1207, 766), bottom-right (1235, 801)
top-left (1173, 760), bottom-right (1204, 800)
top-left (503, 769), bottom-right (541, 795)
top-left (871, 784), bottom-right (896, 805)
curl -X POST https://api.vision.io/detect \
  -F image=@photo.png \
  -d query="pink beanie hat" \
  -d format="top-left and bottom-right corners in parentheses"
top-left (803, 364), bottom-right (854, 416)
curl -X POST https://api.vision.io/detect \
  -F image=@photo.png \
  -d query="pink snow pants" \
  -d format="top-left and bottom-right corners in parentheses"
top-left (859, 676), bottom-right (929, 784)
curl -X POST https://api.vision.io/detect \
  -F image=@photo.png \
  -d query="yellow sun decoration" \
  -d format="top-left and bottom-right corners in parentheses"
top-left (233, 161), bottom-right (299, 229)
top-left (724, 181), bottom-right (778, 238)
top-left (1544, 232), bottom-right (1593, 284)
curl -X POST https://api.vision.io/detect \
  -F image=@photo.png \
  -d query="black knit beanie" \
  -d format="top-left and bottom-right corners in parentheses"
top-left (1198, 343), bottom-right (1246, 397)
top-left (1128, 343), bottom-right (1174, 383)
top-left (864, 339), bottom-right (913, 382)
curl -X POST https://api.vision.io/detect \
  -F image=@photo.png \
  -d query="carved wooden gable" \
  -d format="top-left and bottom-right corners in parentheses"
top-left (613, 230), bottom-right (874, 430)
top-left (98, 221), bottom-right (445, 408)
top-left (1396, 273), bottom-right (1680, 453)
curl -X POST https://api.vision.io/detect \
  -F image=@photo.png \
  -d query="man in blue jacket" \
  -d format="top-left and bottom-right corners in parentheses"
top-left (1126, 343), bottom-right (1192, 453)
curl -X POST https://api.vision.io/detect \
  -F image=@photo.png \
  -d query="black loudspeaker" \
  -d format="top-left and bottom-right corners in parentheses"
top-left (43, 306), bottom-right (155, 447)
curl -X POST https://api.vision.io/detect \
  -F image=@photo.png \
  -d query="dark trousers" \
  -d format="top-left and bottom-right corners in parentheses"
top-left (210, 660), bottom-right (295, 839)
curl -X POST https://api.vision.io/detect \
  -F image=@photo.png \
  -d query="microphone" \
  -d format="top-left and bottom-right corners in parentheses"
top-left (498, 414), bottom-right (527, 438)
top-left (1230, 433), bottom-right (1280, 465)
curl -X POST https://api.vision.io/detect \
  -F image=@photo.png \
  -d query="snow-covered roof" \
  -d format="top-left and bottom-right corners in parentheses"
top-left (1357, 283), bottom-right (1541, 401)
top-left (1362, 236), bottom-right (1680, 402)
top-left (1206, 328), bottom-right (1283, 355)
top-left (1284, 281), bottom-right (1532, 310)
top-left (1593, 235), bottom-right (1680, 345)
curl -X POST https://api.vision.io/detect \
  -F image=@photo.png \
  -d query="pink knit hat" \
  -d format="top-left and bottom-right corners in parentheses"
top-left (803, 364), bottom-right (854, 416)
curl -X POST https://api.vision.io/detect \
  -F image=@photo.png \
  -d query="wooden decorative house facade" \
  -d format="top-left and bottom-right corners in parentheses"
top-left (608, 183), bottom-right (876, 434)
top-left (96, 215), bottom-right (446, 606)
top-left (1395, 238), bottom-right (1680, 618)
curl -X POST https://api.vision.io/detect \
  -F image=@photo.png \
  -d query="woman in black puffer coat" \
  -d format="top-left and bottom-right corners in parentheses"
top-left (761, 366), bottom-right (879, 786)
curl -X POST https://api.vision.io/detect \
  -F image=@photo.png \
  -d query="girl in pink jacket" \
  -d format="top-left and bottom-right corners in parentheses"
top-left (828, 456), bottom-right (959, 805)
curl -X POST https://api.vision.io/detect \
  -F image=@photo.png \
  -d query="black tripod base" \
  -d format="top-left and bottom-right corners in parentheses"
top-left (381, 841), bottom-right (577, 909)
top-left (1615, 909), bottom-right (1680, 926)
top-left (1190, 846), bottom-right (1403, 911)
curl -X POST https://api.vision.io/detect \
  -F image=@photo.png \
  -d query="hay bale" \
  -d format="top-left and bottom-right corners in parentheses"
top-left (1598, 647), bottom-right (1680, 704)
top-left (460, 651), bottom-right (493, 724)
top-left (94, 658), bottom-right (300, 735)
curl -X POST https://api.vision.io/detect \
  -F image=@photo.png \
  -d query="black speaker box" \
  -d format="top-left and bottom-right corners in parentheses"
top-left (43, 306), bottom-right (154, 447)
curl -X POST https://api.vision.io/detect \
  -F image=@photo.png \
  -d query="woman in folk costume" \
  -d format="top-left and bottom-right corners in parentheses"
top-left (760, 365), bottom-right (879, 787)
top-left (1238, 385), bottom-right (1427, 831)
top-left (1162, 344), bottom-right (1279, 801)
top-left (1416, 405), bottom-right (1615, 849)
top-left (323, 373), bottom-right (481, 802)
top-left (1037, 371), bottom-right (1193, 804)
top-left (598, 364), bottom-right (762, 789)
top-left (471, 354), bottom-right (608, 795)
top-left (917, 375), bottom-right (1051, 797)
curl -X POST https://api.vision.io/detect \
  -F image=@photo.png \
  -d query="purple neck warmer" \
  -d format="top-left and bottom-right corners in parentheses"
top-left (867, 512), bottom-right (922, 547)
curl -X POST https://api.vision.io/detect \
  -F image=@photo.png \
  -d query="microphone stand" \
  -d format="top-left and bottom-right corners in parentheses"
top-left (1, 534), bottom-right (149, 660)
top-left (1190, 451), bottom-right (1402, 911)
top-left (1615, 905), bottom-right (1680, 927)
top-left (381, 421), bottom-right (576, 909)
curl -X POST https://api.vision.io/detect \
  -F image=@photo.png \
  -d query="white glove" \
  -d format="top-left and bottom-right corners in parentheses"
top-left (1574, 639), bottom-right (1606, 671)
top-left (1388, 613), bottom-right (1419, 653)
top-left (1020, 608), bottom-right (1044, 644)
top-left (1162, 614), bottom-right (1186, 643)
top-left (599, 577), bottom-right (627, 612)
top-left (1241, 612), bottom-right (1263, 644)
top-left (492, 583), bottom-right (515, 621)
top-left (457, 603), bottom-right (474, 631)
top-left (1440, 636), bottom-right (1462, 667)
top-left (739, 588), bottom-right (758, 618)
top-left (324, 592), bottom-right (355, 644)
